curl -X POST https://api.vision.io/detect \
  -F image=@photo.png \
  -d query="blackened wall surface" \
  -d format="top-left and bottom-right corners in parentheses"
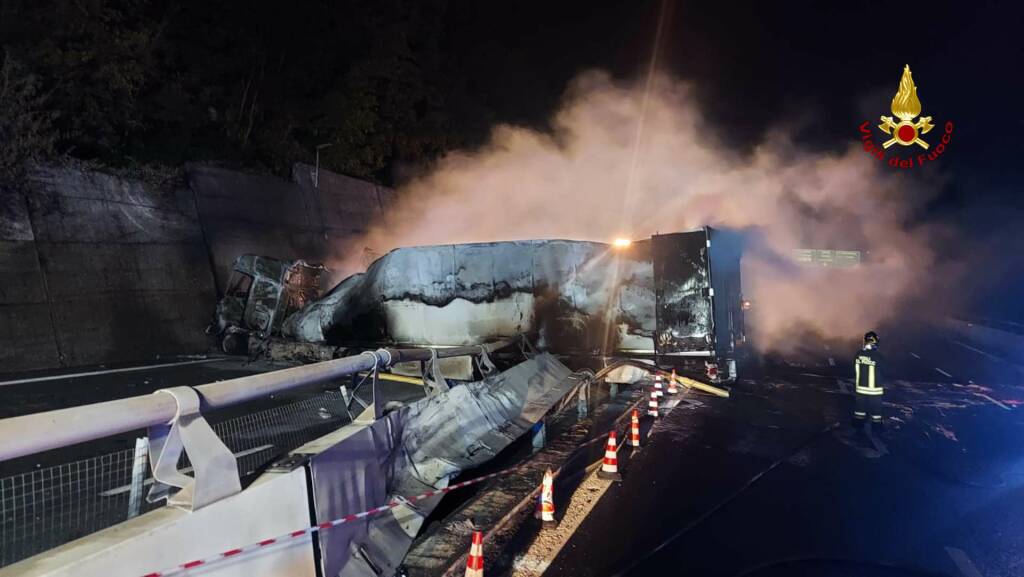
top-left (188, 163), bottom-right (394, 294)
top-left (0, 189), bottom-right (60, 370)
top-left (1, 163), bottom-right (393, 373)
top-left (1, 167), bottom-right (216, 372)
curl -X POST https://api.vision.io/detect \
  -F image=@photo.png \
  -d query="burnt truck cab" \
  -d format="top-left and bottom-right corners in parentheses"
top-left (209, 255), bottom-right (326, 354)
top-left (651, 228), bottom-right (746, 382)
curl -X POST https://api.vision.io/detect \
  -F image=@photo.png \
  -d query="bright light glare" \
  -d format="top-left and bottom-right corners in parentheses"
top-left (613, 238), bottom-right (632, 248)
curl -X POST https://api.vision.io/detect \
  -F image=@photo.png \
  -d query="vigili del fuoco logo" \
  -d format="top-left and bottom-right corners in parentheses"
top-left (859, 65), bottom-right (954, 169)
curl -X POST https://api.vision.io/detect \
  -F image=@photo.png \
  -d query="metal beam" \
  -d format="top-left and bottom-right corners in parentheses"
top-left (0, 338), bottom-right (520, 463)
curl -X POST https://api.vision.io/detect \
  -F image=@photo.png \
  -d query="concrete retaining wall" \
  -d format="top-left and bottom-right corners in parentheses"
top-left (1, 168), bottom-right (216, 371)
top-left (0, 163), bottom-right (393, 373)
top-left (0, 190), bottom-right (59, 370)
top-left (188, 163), bottom-right (393, 292)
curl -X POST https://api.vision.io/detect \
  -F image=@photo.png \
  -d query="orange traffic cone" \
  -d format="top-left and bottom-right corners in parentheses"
top-left (534, 469), bottom-right (557, 528)
top-left (667, 370), bottom-right (679, 394)
top-left (654, 374), bottom-right (664, 397)
top-left (597, 431), bottom-right (622, 480)
top-left (647, 388), bottom-right (659, 418)
top-left (628, 409), bottom-right (641, 448)
top-left (465, 530), bottom-right (484, 577)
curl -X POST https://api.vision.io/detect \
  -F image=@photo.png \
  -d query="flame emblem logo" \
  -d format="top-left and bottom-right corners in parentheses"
top-left (878, 65), bottom-right (934, 149)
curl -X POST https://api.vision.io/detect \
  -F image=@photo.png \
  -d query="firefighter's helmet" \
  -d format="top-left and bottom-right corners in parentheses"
top-left (864, 331), bottom-right (879, 346)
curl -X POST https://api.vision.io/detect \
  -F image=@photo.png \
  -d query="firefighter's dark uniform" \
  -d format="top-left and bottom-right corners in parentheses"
top-left (853, 345), bottom-right (883, 424)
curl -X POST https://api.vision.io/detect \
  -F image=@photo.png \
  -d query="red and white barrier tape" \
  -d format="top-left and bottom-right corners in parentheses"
top-left (141, 466), bottom-right (517, 577)
top-left (142, 390), bottom-right (648, 577)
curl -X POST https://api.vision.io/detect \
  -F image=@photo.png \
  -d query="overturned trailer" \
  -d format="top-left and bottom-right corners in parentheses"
top-left (282, 227), bottom-right (745, 380)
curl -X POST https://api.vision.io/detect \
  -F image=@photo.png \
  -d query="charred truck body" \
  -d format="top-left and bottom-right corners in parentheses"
top-left (208, 255), bottom-right (326, 354)
top-left (265, 227), bottom-right (745, 380)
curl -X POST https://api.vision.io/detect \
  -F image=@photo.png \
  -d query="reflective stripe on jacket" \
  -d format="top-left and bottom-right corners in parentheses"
top-left (854, 347), bottom-right (883, 395)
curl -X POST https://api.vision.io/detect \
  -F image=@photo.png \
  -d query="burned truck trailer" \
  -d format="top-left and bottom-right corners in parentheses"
top-left (281, 227), bottom-right (745, 379)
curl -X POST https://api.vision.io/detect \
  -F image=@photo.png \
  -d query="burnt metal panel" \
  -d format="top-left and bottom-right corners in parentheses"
top-left (652, 230), bottom-right (714, 355)
top-left (708, 228), bottom-right (745, 357)
top-left (308, 417), bottom-right (396, 577)
top-left (305, 353), bottom-right (577, 577)
top-left (286, 240), bottom-right (658, 354)
top-left (282, 234), bottom-right (737, 357)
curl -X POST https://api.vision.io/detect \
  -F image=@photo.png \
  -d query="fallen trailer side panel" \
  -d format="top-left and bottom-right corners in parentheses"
top-left (309, 353), bottom-right (577, 577)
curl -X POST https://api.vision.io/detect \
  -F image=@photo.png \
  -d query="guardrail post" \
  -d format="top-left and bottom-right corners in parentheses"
top-left (127, 436), bottom-right (149, 518)
top-left (577, 381), bottom-right (590, 419)
top-left (531, 420), bottom-right (546, 454)
top-left (147, 387), bottom-right (241, 511)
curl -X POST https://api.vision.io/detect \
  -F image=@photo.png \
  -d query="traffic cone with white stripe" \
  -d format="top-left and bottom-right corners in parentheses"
top-left (628, 409), bottom-right (641, 448)
top-left (647, 388), bottom-right (659, 418)
top-left (654, 374), bottom-right (664, 397)
top-left (667, 369), bottom-right (679, 394)
top-left (534, 469), bottom-right (557, 528)
top-left (465, 530), bottom-right (484, 577)
top-left (597, 431), bottom-right (622, 480)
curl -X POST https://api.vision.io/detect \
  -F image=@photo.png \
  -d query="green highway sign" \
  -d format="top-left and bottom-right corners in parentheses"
top-left (793, 249), bottom-right (862, 267)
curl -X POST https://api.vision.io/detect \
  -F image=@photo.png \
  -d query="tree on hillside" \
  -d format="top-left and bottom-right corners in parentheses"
top-left (0, 51), bottom-right (57, 185)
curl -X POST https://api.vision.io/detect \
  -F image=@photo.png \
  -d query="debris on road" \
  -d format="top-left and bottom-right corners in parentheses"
top-left (512, 472), bottom-right (615, 577)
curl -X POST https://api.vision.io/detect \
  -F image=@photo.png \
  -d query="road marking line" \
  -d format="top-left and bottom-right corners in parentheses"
top-left (910, 352), bottom-right (921, 359)
top-left (945, 546), bottom-right (984, 577)
top-left (974, 393), bottom-right (1011, 411)
top-left (0, 358), bottom-right (230, 387)
top-left (935, 367), bottom-right (953, 378)
top-left (512, 555), bottom-right (550, 574)
top-left (950, 339), bottom-right (1002, 362)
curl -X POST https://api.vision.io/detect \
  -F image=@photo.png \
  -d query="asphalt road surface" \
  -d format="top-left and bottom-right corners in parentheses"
top-left (0, 356), bottom-right (300, 420)
top-left (539, 322), bottom-right (1024, 577)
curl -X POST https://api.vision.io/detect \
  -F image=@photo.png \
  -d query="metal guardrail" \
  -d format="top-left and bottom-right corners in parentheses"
top-left (0, 338), bottom-right (520, 464)
top-left (0, 338), bottom-right (520, 567)
top-left (0, 390), bottom-right (351, 567)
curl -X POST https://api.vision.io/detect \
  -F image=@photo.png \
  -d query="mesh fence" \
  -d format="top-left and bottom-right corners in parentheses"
top-left (0, 390), bottom-right (349, 567)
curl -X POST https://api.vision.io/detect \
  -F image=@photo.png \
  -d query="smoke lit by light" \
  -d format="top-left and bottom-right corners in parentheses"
top-left (334, 71), bottom-right (949, 353)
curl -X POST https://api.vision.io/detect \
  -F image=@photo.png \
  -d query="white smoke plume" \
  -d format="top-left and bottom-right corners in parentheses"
top-left (336, 72), bottom-right (946, 352)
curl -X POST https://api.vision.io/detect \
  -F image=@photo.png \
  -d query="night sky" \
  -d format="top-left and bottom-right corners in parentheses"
top-left (447, 0), bottom-right (1023, 319)
top-left (451, 0), bottom-right (1021, 203)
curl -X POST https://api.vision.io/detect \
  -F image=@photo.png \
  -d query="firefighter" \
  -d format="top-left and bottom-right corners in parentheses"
top-left (853, 331), bottom-right (884, 427)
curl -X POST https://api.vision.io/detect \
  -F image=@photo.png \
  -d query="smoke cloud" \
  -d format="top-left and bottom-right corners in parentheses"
top-left (337, 71), bottom-right (948, 352)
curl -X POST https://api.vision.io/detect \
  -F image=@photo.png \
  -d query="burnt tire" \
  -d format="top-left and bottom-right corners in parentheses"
top-left (383, 400), bottom-right (406, 415)
top-left (222, 332), bottom-right (248, 355)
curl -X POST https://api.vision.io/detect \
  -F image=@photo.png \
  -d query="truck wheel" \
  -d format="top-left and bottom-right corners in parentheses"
top-left (222, 332), bottom-right (248, 355)
top-left (383, 401), bottom-right (406, 415)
